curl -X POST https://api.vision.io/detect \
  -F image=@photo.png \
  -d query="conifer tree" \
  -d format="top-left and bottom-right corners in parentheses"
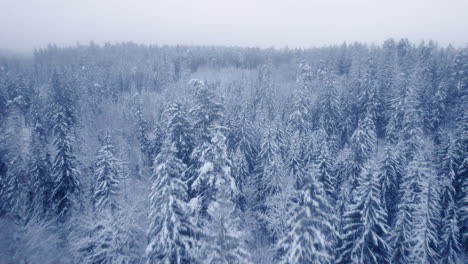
top-left (288, 61), bottom-right (311, 135)
top-left (317, 73), bottom-right (341, 147)
top-left (163, 100), bottom-right (194, 165)
top-left (145, 144), bottom-right (195, 264)
top-left (199, 181), bottom-right (251, 264)
top-left (30, 95), bottom-right (53, 217)
top-left (278, 170), bottom-right (335, 264)
top-left (48, 72), bottom-right (80, 220)
top-left (392, 150), bottom-right (440, 264)
top-left (256, 125), bottom-right (288, 201)
top-left (132, 93), bottom-right (153, 165)
top-left (313, 131), bottom-right (336, 200)
top-left (189, 79), bottom-right (223, 143)
top-left (93, 131), bottom-right (123, 215)
top-left (192, 128), bottom-right (237, 218)
top-left (337, 161), bottom-right (391, 264)
top-left (379, 143), bottom-right (404, 225)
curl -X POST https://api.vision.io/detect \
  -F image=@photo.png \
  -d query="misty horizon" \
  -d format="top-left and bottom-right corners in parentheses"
top-left (1, 0), bottom-right (467, 53)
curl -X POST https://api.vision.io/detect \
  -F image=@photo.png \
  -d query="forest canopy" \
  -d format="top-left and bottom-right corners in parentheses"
top-left (0, 39), bottom-right (467, 263)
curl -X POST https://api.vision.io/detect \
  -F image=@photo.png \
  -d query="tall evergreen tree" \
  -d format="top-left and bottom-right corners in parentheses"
top-left (256, 125), bottom-right (288, 201)
top-left (278, 171), bottom-right (336, 264)
top-left (29, 95), bottom-right (53, 217)
top-left (191, 128), bottom-right (237, 218)
top-left (392, 150), bottom-right (440, 264)
top-left (48, 72), bottom-right (80, 220)
top-left (189, 79), bottom-right (223, 143)
top-left (145, 144), bottom-right (195, 264)
top-left (163, 100), bottom-right (194, 165)
top-left (337, 161), bottom-right (391, 264)
top-left (198, 181), bottom-right (251, 264)
top-left (378, 143), bottom-right (404, 225)
top-left (93, 131), bottom-right (123, 215)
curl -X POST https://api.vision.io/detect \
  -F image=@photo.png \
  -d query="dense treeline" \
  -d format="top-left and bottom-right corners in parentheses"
top-left (0, 39), bottom-right (466, 263)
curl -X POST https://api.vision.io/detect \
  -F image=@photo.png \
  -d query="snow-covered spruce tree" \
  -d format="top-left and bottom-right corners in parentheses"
top-left (317, 72), bottom-right (341, 150)
top-left (145, 144), bottom-right (195, 264)
top-left (339, 113), bottom-right (377, 211)
top-left (391, 149), bottom-right (441, 264)
top-left (162, 100), bottom-right (195, 166)
top-left (254, 59), bottom-right (276, 121)
top-left (378, 142), bottom-right (404, 226)
top-left (440, 199), bottom-right (461, 264)
top-left (1, 90), bottom-right (32, 219)
top-left (278, 170), bottom-right (336, 264)
top-left (286, 131), bottom-right (307, 190)
top-left (285, 62), bottom-right (312, 190)
top-left (398, 76), bottom-right (425, 162)
top-left (199, 180), bottom-right (251, 264)
top-left (77, 131), bottom-right (139, 264)
top-left (377, 39), bottom-right (398, 133)
top-left (29, 95), bottom-right (53, 217)
top-left (459, 155), bottom-right (468, 255)
top-left (48, 71), bottom-right (80, 221)
top-left (93, 131), bottom-right (123, 215)
top-left (438, 138), bottom-right (462, 249)
top-left (337, 160), bottom-right (391, 264)
top-left (288, 61), bottom-right (311, 136)
top-left (226, 114), bottom-right (258, 172)
top-left (259, 175), bottom-right (297, 242)
top-left (411, 162), bottom-right (441, 263)
top-left (256, 125), bottom-right (288, 201)
top-left (312, 130), bottom-right (336, 200)
top-left (189, 79), bottom-right (223, 144)
top-left (191, 128), bottom-right (237, 218)
top-left (232, 145), bottom-right (251, 208)
top-left (358, 57), bottom-right (390, 137)
top-left (453, 49), bottom-right (468, 254)
top-left (3, 151), bottom-right (30, 219)
top-left (132, 92), bottom-right (153, 165)
top-left (226, 113), bottom-right (258, 200)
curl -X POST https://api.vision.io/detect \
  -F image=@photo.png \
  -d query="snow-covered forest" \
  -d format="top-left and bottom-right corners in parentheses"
top-left (0, 40), bottom-right (467, 263)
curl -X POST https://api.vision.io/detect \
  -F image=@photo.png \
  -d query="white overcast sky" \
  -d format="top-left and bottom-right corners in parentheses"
top-left (1, 0), bottom-right (467, 53)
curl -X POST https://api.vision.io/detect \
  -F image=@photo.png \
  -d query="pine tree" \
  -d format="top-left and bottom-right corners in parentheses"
top-left (379, 143), bottom-right (404, 225)
top-left (337, 161), bottom-right (391, 264)
top-left (256, 125), bottom-right (288, 201)
top-left (226, 114), bottom-right (258, 198)
top-left (79, 134), bottom-right (137, 264)
top-left (392, 150), bottom-right (440, 264)
top-left (398, 77), bottom-right (425, 162)
top-left (278, 171), bottom-right (336, 264)
top-left (255, 59), bottom-right (276, 121)
top-left (93, 131), bottom-right (123, 215)
top-left (259, 175), bottom-right (297, 242)
top-left (1, 88), bottom-right (32, 219)
top-left (29, 95), bottom-right (53, 217)
top-left (288, 61), bottom-right (311, 135)
top-left (317, 73), bottom-right (341, 146)
top-left (145, 144), bottom-right (195, 264)
top-left (189, 79), bottom-right (223, 143)
top-left (340, 113), bottom-right (377, 209)
top-left (132, 92), bottom-right (153, 165)
top-left (286, 131), bottom-right (307, 190)
top-left (313, 131), bottom-right (336, 200)
top-left (440, 199), bottom-right (461, 264)
top-left (163, 100), bottom-right (194, 165)
top-left (232, 146), bottom-right (251, 207)
top-left (48, 72), bottom-right (80, 220)
top-left (199, 182), bottom-right (251, 264)
top-left (191, 128), bottom-right (237, 218)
